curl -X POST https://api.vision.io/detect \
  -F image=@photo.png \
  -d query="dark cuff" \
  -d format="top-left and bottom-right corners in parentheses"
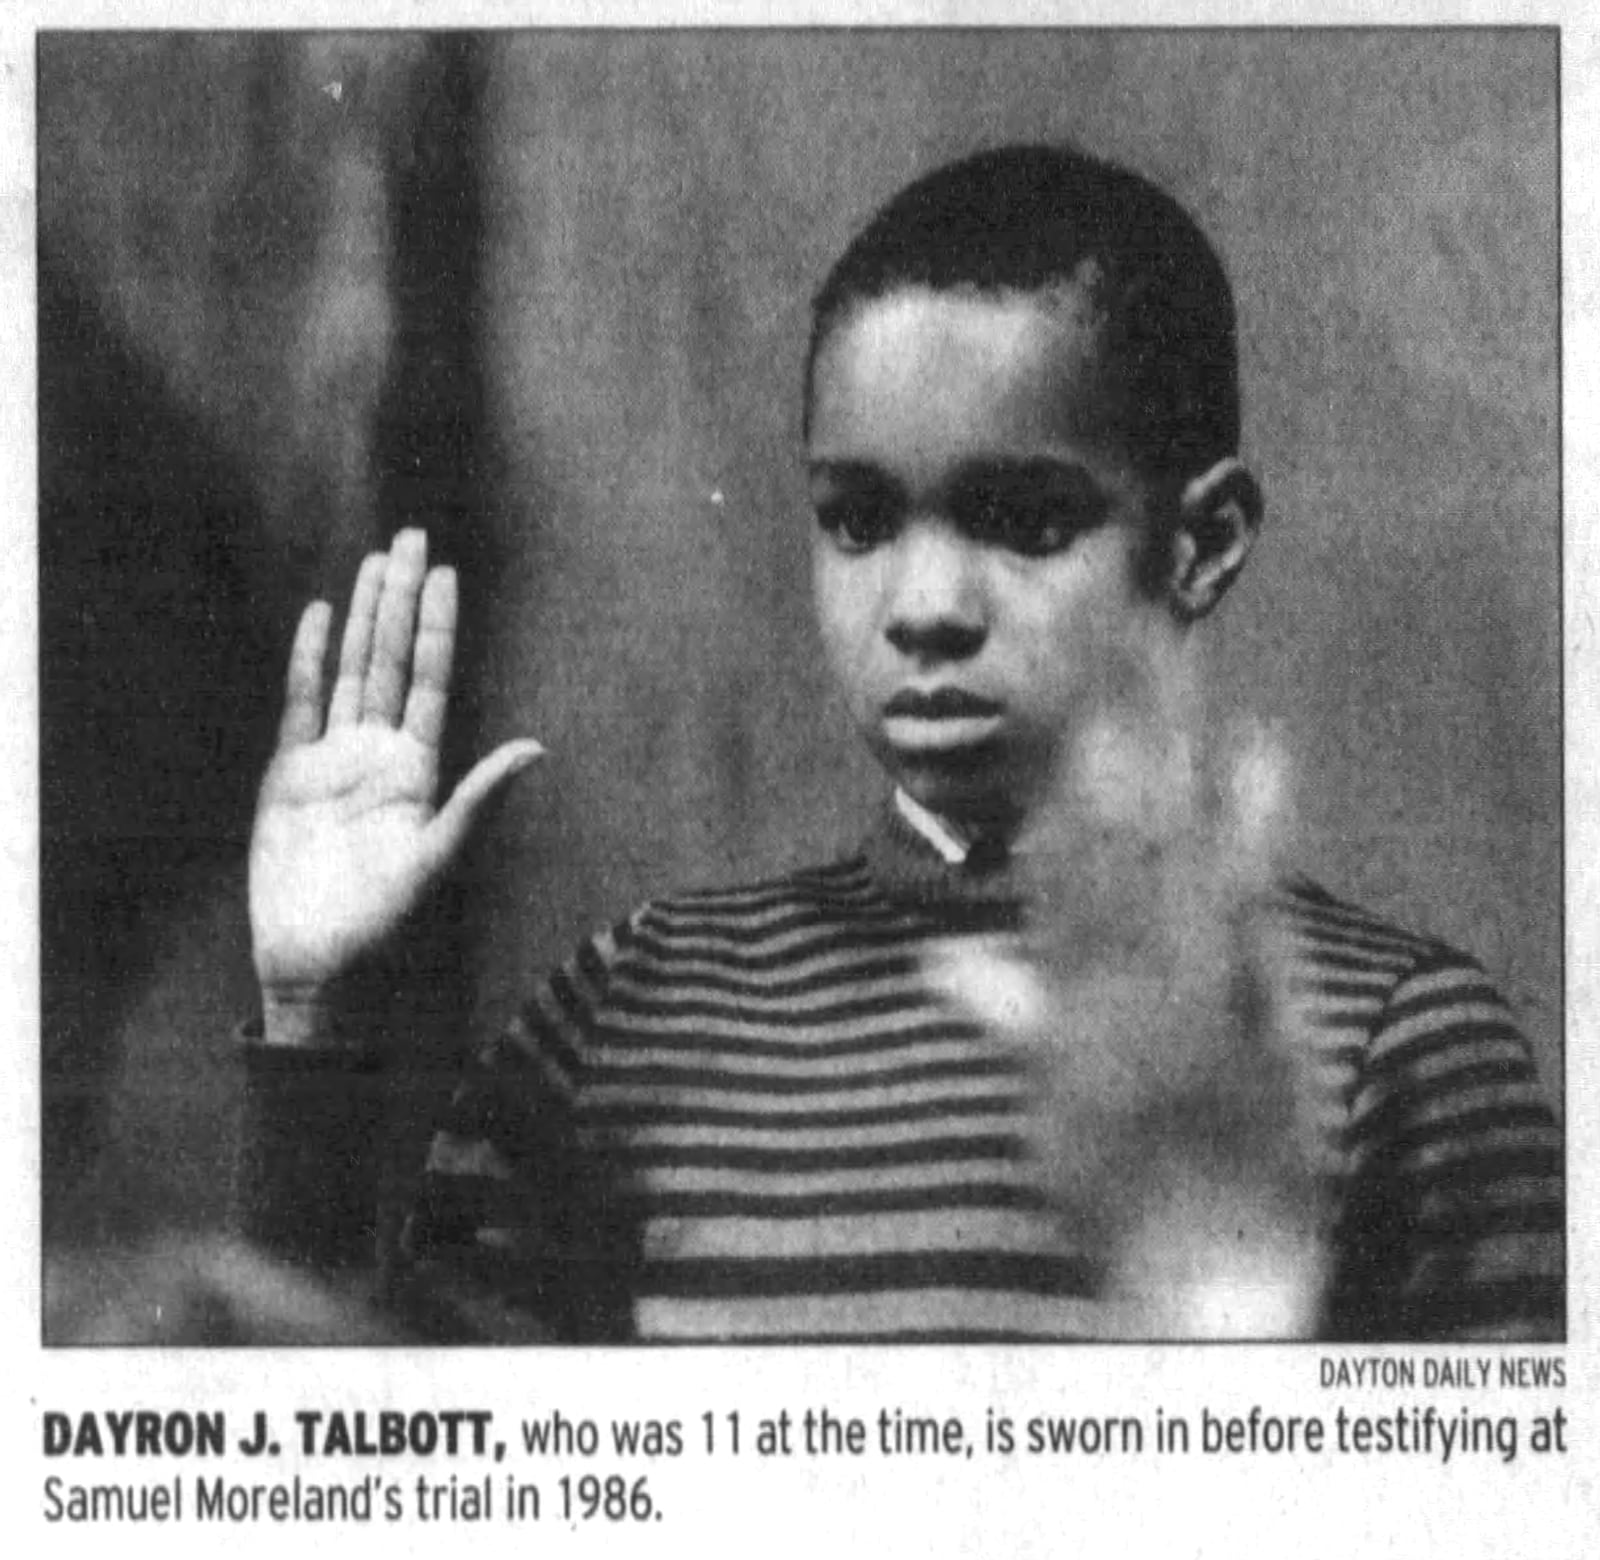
top-left (232, 1020), bottom-right (389, 1271)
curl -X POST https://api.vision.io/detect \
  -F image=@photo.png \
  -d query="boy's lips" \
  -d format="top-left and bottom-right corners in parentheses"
top-left (882, 687), bottom-right (1005, 751)
top-left (883, 686), bottom-right (1003, 719)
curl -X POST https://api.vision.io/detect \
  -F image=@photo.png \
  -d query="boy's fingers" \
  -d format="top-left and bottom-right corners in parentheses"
top-left (424, 739), bottom-right (545, 873)
top-left (402, 566), bottom-right (457, 751)
top-left (277, 601), bottom-right (334, 749)
top-left (361, 529), bottom-right (428, 727)
top-left (326, 552), bottom-right (387, 728)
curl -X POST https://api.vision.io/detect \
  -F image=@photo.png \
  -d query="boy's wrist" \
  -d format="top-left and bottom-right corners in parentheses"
top-left (259, 984), bottom-right (364, 1050)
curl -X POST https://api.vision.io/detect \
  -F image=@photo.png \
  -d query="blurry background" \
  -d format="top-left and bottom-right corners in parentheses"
top-left (38, 31), bottom-right (1560, 1298)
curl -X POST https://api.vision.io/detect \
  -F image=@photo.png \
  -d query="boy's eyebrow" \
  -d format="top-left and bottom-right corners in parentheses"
top-left (807, 458), bottom-right (892, 483)
top-left (806, 459), bottom-right (905, 500)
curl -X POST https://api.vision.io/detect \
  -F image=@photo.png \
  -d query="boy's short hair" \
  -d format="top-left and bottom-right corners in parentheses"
top-left (804, 143), bottom-right (1240, 482)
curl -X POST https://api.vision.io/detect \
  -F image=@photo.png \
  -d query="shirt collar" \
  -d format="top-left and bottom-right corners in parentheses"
top-left (892, 788), bottom-right (976, 865)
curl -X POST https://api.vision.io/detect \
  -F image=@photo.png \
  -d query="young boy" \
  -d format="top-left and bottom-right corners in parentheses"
top-left (238, 145), bottom-right (1562, 1342)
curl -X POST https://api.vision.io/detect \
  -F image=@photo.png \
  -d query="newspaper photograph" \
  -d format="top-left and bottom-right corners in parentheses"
top-left (7, 8), bottom-right (1591, 1555)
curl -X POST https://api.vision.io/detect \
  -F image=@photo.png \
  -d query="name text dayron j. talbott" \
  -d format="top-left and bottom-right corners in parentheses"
top-left (43, 1409), bottom-right (501, 1460)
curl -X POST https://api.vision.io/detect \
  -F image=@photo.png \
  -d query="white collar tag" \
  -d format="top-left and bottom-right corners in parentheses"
top-left (893, 788), bottom-right (974, 866)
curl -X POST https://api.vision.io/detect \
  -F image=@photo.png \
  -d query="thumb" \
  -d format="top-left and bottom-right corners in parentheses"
top-left (424, 738), bottom-right (544, 870)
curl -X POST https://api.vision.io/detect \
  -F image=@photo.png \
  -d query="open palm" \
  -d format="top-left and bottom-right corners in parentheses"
top-left (250, 530), bottom-right (540, 1003)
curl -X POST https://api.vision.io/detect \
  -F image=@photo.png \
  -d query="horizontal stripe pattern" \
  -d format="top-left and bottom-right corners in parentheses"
top-left (411, 857), bottom-right (1561, 1342)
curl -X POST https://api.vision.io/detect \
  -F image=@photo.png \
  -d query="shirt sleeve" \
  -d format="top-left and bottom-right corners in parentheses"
top-left (400, 917), bottom-right (639, 1342)
top-left (232, 917), bottom-right (637, 1343)
top-left (1326, 952), bottom-right (1564, 1341)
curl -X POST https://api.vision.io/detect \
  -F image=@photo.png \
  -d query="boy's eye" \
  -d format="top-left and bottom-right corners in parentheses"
top-left (957, 473), bottom-right (1110, 557)
top-left (815, 493), bottom-right (899, 552)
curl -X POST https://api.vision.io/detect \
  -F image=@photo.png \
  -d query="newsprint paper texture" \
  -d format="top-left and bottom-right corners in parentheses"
top-left (3, 3), bottom-right (1596, 1556)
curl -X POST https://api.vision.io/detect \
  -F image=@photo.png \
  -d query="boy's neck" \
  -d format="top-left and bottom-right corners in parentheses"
top-left (867, 791), bottom-right (1025, 928)
top-left (892, 787), bottom-right (1033, 863)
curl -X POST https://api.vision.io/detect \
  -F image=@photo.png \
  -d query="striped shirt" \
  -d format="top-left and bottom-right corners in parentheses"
top-left (376, 811), bottom-right (1562, 1343)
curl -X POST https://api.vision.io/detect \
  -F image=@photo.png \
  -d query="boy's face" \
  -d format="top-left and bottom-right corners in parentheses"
top-left (807, 288), bottom-right (1179, 836)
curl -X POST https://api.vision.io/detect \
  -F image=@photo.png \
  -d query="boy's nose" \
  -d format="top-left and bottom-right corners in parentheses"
top-left (883, 524), bottom-right (987, 661)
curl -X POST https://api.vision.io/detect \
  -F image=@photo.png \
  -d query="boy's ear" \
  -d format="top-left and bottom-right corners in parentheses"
top-left (1164, 457), bottom-right (1262, 621)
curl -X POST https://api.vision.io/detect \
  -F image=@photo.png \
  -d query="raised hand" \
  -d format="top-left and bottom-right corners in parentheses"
top-left (928, 694), bottom-right (1327, 1337)
top-left (249, 530), bottom-right (541, 1038)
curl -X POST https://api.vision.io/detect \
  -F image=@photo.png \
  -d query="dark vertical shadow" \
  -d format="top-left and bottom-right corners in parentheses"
top-left (37, 253), bottom-right (282, 1241)
top-left (366, 35), bottom-right (502, 1267)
